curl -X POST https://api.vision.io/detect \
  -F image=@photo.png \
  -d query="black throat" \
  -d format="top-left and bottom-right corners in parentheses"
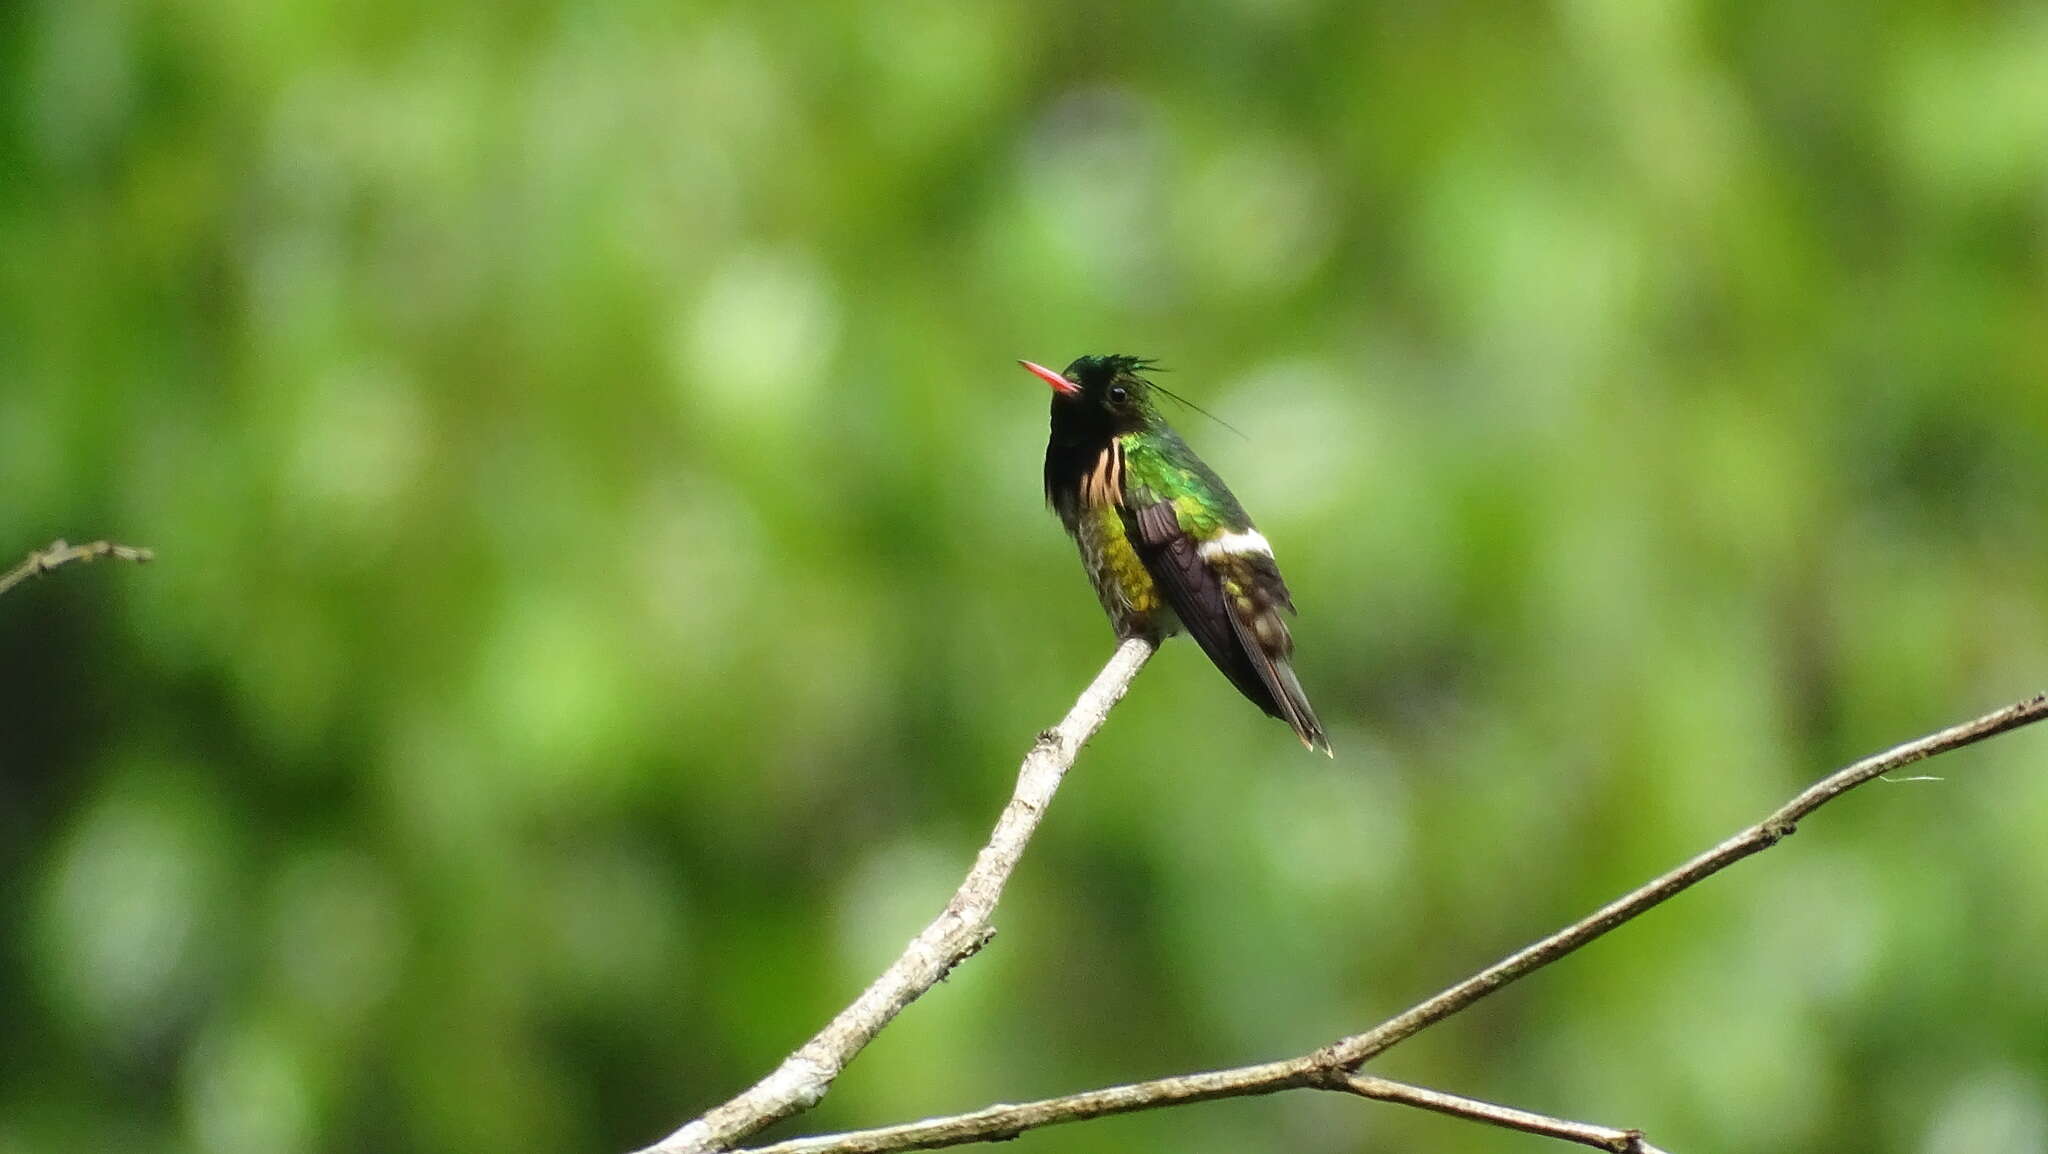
top-left (1044, 406), bottom-right (1112, 513)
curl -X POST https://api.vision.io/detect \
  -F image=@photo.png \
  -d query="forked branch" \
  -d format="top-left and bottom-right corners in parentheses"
top-left (730, 1069), bottom-right (1671, 1154)
top-left (643, 634), bottom-right (2046, 1154)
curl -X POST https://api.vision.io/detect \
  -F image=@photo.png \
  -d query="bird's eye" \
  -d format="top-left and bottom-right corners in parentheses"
top-left (1108, 386), bottom-right (1128, 404)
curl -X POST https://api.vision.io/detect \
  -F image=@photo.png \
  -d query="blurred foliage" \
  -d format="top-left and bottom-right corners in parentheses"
top-left (5, 1), bottom-right (2048, 1152)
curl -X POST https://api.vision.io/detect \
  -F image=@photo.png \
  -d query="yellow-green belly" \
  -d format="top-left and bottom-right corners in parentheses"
top-left (1077, 503), bottom-right (1167, 637)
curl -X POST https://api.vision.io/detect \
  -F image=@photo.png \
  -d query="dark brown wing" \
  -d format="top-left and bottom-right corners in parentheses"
top-left (1122, 502), bottom-right (1282, 715)
top-left (1121, 499), bottom-right (1329, 753)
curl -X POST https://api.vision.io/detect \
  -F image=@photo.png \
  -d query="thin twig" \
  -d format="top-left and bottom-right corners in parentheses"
top-left (724, 1061), bottom-right (1313, 1154)
top-left (1337, 1075), bottom-right (1667, 1154)
top-left (1307, 690), bottom-right (2048, 1073)
top-left (0, 539), bottom-right (155, 598)
top-left (695, 690), bottom-right (2047, 1154)
top-left (639, 637), bottom-right (1159, 1154)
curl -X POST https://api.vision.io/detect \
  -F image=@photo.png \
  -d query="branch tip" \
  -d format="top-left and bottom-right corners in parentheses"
top-left (1, 539), bottom-right (156, 599)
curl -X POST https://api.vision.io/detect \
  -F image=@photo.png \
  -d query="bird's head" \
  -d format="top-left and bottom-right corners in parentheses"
top-left (1020, 354), bottom-right (1162, 441)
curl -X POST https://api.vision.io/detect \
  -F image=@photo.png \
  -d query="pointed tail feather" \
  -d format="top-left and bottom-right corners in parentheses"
top-left (1267, 654), bottom-right (1331, 756)
top-left (1223, 600), bottom-right (1332, 756)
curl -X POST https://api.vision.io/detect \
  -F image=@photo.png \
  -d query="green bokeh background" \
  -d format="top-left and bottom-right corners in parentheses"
top-left (6, 2), bottom-right (2048, 1152)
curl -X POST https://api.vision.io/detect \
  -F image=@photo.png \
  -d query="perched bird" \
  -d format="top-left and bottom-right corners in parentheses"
top-left (1022, 355), bottom-right (1330, 754)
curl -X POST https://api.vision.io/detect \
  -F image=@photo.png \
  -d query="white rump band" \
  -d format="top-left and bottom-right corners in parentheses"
top-left (1197, 530), bottom-right (1273, 559)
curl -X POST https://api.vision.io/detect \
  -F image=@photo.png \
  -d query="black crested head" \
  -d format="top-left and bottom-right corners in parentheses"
top-left (1021, 353), bottom-right (1171, 449)
top-left (1062, 354), bottom-right (1160, 391)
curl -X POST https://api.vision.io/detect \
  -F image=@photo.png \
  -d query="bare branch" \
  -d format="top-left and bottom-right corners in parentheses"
top-left (725, 1060), bottom-right (1312, 1153)
top-left (1307, 689), bottom-right (2048, 1074)
top-left (0, 539), bottom-right (154, 598)
top-left (639, 637), bottom-right (1159, 1154)
top-left (1336, 1075), bottom-right (1668, 1154)
top-left (690, 690), bottom-right (2047, 1154)
top-left (729, 1070), bottom-right (1664, 1154)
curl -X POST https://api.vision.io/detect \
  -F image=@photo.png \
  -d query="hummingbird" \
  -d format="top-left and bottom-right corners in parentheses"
top-left (1022, 355), bottom-right (1330, 755)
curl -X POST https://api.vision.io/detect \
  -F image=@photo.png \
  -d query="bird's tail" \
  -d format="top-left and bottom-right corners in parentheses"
top-left (1266, 655), bottom-right (1331, 756)
top-left (1224, 600), bottom-right (1331, 757)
